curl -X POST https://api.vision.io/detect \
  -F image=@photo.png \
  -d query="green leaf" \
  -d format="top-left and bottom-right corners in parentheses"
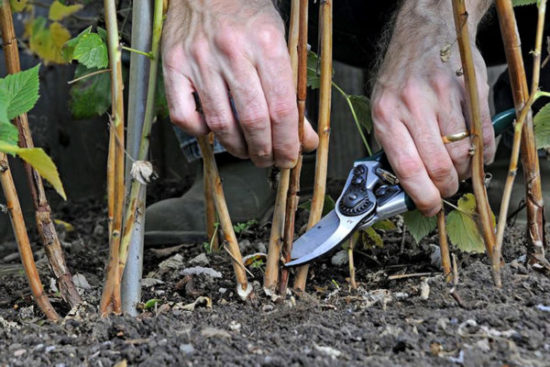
top-left (62, 26), bottom-right (92, 62)
top-left (534, 102), bottom-right (550, 149)
top-left (144, 298), bottom-right (161, 310)
top-left (373, 219), bottom-right (397, 231)
top-left (0, 89), bottom-right (11, 124)
top-left (512, 0), bottom-right (537, 5)
top-left (0, 142), bottom-right (66, 200)
top-left (49, 1), bottom-right (83, 21)
top-left (361, 227), bottom-right (383, 248)
top-left (0, 65), bottom-right (40, 120)
top-left (348, 95), bottom-right (373, 133)
top-left (73, 33), bottom-right (108, 69)
top-left (307, 51), bottom-right (320, 90)
top-left (446, 193), bottom-right (484, 253)
top-left (298, 194), bottom-right (336, 216)
top-left (10, 0), bottom-right (28, 12)
top-left (69, 65), bottom-right (111, 119)
top-left (403, 210), bottom-right (437, 243)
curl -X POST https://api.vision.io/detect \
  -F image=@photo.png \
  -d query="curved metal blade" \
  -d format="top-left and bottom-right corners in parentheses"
top-left (290, 210), bottom-right (340, 260)
top-left (287, 210), bottom-right (365, 267)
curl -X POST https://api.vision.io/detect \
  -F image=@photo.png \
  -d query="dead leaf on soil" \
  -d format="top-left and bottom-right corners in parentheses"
top-left (150, 244), bottom-right (189, 258)
top-left (173, 296), bottom-right (212, 311)
top-left (113, 360), bottom-right (127, 367)
top-left (181, 266), bottom-right (222, 278)
top-left (200, 327), bottom-right (231, 339)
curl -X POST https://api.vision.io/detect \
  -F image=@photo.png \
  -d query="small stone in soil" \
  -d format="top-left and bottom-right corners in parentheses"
top-left (179, 344), bottom-right (195, 355)
top-left (189, 253), bottom-right (209, 266)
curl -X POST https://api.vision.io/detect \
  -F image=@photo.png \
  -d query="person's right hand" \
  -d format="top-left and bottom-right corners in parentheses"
top-left (371, 1), bottom-right (495, 217)
top-left (162, 0), bottom-right (318, 168)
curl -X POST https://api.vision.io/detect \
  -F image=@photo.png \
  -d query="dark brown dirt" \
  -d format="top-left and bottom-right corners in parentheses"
top-left (0, 198), bottom-right (549, 367)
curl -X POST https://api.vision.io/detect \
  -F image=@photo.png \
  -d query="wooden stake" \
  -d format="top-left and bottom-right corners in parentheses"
top-left (495, 0), bottom-right (547, 270)
top-left (493, 0), bottom-right (549, 287)
top-left (0, 0), bottom-right (81, 307)
top-left (0, 154), bottom-right (59, 320)
top-left (294, 0), bottom-right (332, 292)
top-left (197, 136), bottom-right (251, 300)
top-left (263, 0), bottom-right (299, 294)
top-left (437, 209), bottom-right (452, 283)
top-left (451, 0), bottom-right (496, 261)
top-left (101, 0), bottom-right (127, 315)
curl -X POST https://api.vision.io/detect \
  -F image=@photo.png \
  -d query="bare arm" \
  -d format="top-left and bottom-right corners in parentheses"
top-left (372, 0), bottom-right (494, 216)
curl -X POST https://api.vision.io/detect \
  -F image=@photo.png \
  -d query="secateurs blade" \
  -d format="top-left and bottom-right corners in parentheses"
top-left (285, 108), bottom-right (517, 267)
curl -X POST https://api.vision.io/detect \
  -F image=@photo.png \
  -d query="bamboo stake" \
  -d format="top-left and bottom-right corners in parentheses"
top-left (493, 0), bottom-right (548, 287)
top-left (437, 209), bottom-right (452, 283)
top-left (263, 0), bottom-right (299, 294)
top-left (0, 0), bottom-right (81, 307)
top-left (101, 0), bottom-right (127, 315)
top-left (451, 0), bottom-right (496, 261)
top-left (197, 136), bottom-right (252, 300)
top-left (495, 0), bottom-right (547, 267)
top-left (204, 133), bottom-right (219, 251)
top-left (0, 154), bottom-right (59, 320)
top-left (279, 0), bottom-right (309, 295)
top-left (294, 0), bottom-right (332, 292)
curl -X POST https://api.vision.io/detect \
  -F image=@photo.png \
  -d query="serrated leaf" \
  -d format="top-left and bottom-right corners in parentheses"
top-left (0, 142), bottom-right (66, 200)
top-left (403, 210), bottom-right (437, 243)
top-left (0, 89), bottom-right (19, 146)
top-left (512, 0), bottom-right (537, 6)
top-left (0, 65), bottom-right (40, 120)
top-left (69, 65), bottom-right (111, 119)
top-left (534, 102), bottom-right (550, 148)
top-left (361, 226), bottom-right (383, 248)
top-left (27, 19), bottom-right (71, 64)
top-left (49, 1), bottom-right (83, 21)
top-left (0, 89), bottom-right (10, 124)
top-left (446, 193), bottom-right (484, 253)
top-left (373, 219), bottom-right (397, 231)
top-left (62, 26), bottom-right (92, 62)
top-left (348, 95), bottom-right (373, 133)
top-left (73, 33), bottom-right (108, 69)
top-left (97, 27), bottom-right (107, 42)
top-left (10, 0), bottom-right (29, 12)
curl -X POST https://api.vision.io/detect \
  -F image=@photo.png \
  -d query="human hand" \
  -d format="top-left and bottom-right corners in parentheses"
top-left (162, 0), bottom-right (318, 168)
top-left (371, 1), bottom-right (494, 217)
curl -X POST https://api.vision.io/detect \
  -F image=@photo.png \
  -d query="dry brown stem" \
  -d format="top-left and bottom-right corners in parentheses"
top-left (0, 0), bottom-right (81, 307)
top-left (437, 209), bottom-right (452, 283)
top-left (493, 0), bottom-right (548, 286)
top-left (263, 0), bottom-right (299, 294)
top-left (348, 232), bottom-right (359, 289)
top-left (197, 136), bottom-right (251, 299)
top-left (494, 0), bottom-right (548, 283)
top-left (0, 154), bottom-right (59, 320)
top-left (451, 0), bottom-right (496, 259)
top-left (204, 134), bottom-right (219, 251)
top-left (294, 0), bottom-right (332, 292)
top-left (101, 0), bottom-right (127, 315)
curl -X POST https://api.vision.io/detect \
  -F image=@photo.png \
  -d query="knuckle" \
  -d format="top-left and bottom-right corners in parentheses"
top-left (429, 161), bottom-right (453, 183)
top-left (240, 110), bottom-right (269, 132)
top-left (393, 156), bottom-right (424, 181)
top-left (189, 37), bottom-right (210, 62)
top-left (270, 101), bottom-right (297, 123)
top-left (275, 143), bottom-right (298, 163)
top-left (256, 24), bottom-right (284, 52)
top-left (430, 74), bottom-right (453, 94)
top-left (371, 95), bottom-right (396, 124)
top-left (207, 115), bottom-right (230, 133)
top-left (400, 80), bottom-right (421, 103)
top-left (214, 26), bottom-right (243, 56)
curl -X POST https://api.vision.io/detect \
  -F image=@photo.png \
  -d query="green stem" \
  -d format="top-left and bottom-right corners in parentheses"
top-left (535, 90), bottom-right (550, 100)
top-left (121, 45), bottom-right (153, 59)
top-left (118, 0), bottom-right (164, 273)
top-left (331, 81), bottom-right (373, 155)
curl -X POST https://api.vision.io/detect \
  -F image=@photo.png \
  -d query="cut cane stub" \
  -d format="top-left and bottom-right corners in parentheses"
top-left (237, 282), bottom-right (253, 300)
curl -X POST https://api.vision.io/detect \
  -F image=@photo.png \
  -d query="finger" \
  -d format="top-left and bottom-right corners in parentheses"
top-left (405, 99), bottom-right (459, 198)
top-left (303, 117), bottom-right (319, 152)
top-left (193, 68), bottom-right (249, 160)
top-left (373, 116), bottom-right (441, 216)
top-left (255, 46), bottom-right (299, 168)
top-left (224, 61), bottom-right (273, 167)
top-left (163, 62), bottom-right (208, 135)
top-left (437, 88), bottom-right (471, 179)
top-left (479, 86), bottom-right (496, 164)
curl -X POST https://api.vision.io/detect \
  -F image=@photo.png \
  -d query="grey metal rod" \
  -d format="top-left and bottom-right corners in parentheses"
top-left (121, 0), bottom-right (152, 316)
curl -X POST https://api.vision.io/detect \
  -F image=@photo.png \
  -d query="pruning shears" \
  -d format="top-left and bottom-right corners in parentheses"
top-left (285, 108), bottom-right (517, 267)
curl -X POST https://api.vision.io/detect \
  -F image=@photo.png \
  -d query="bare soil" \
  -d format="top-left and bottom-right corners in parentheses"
top-left (0, 194), bottom-right (549, 367)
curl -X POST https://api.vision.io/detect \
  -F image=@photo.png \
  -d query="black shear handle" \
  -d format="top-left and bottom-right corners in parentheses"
top-left (354, 108), bottom-right (517, 211)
